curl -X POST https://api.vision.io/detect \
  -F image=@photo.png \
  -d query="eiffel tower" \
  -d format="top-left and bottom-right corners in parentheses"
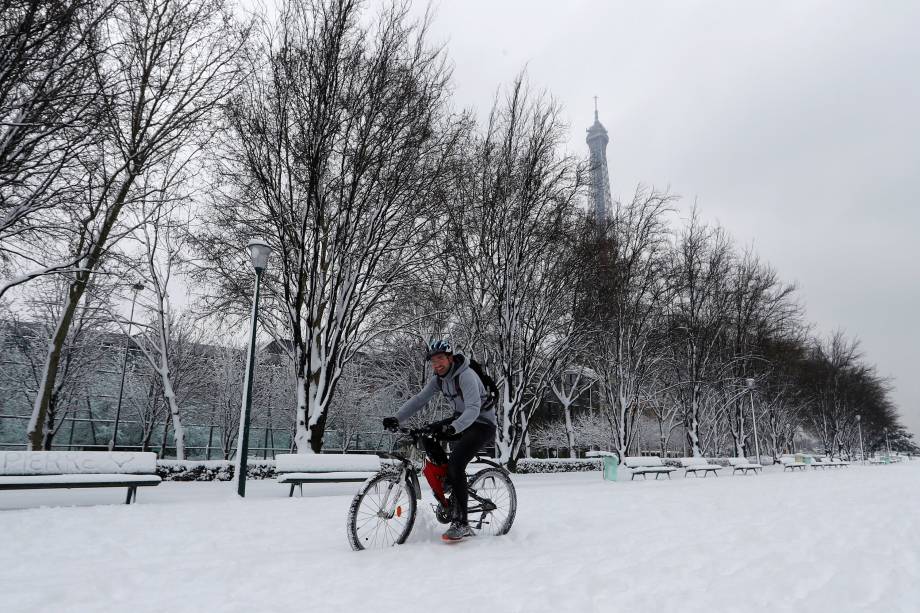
top-left (586, 97), bottom-right (612, 226)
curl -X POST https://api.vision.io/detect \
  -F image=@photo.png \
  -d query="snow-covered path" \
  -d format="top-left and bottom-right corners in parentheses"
top-left (2, 463), bottom-right (918, 613)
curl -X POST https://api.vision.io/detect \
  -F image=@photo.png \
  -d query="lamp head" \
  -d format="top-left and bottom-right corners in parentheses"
top-left (745, 377), bottom-right (755, 390)
top-left (247, 238), bottom-right (271, 273)
top-left (856, 414), bottom-right (861, 422)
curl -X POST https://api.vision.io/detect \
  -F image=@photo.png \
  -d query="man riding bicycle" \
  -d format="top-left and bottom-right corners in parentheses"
top-left (383, 340), bottom-right (497, 542)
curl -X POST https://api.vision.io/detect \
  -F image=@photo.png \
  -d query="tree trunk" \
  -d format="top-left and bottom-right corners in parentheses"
top-left (731, 401), bottom-right (747, 458)
top-left (563, 403), bottom-right (576, 457)
top-left (27, 284), bottom-right (82, 449)
top-left (161, 372), bottom-right (186, 460)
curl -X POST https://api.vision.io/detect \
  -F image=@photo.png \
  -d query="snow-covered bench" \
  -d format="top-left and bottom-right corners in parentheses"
top-left (728, 457), bottom-right (763, 475)
top-left (0, 451), bottom-right (160, 504)
top-left (780, 456), bottom-right (808, 472)
top-left (275, 453), bottom-right (381, 497)
top-left (622, 456), bottom-right (677, 480)
top-left (680, 457), bottom-right (722, 478)
top-left (811, 457), bottom-right (849, 469)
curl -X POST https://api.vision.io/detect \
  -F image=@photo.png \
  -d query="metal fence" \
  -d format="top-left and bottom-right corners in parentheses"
top-left (0, 413), bottom-right (393, 458)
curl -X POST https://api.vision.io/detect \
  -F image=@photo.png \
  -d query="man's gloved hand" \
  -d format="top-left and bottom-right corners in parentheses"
top-left (429, 422), bottom-right (456, 438)
top-left (382, 417), bottom-right (400, 432)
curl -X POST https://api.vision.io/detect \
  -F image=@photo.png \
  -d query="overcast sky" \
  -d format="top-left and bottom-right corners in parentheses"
top-left (406, 0), bottom-right (920, 435)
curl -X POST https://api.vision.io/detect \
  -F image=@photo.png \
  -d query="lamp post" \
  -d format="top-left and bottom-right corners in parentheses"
top-left (109, 282), bottom-right (145, 452)
top-left (745, 378), bottom-right (761, 463)
top-left (856, 414), bottom-right (865, 463)
top-left (234, 238), bottom-right (271, 497)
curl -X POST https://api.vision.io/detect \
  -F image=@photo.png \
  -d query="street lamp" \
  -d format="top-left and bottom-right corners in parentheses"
top-left (109, 282), bottom-right (145, 452)
top-left (856, 414), bottom-right (865, 463)
top-left (234, 238), bottom-right (271, 497)
top-left (745, 378), bottom-right (761, 463)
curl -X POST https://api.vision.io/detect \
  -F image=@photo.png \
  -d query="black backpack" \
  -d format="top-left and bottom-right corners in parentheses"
top-left (441, 357), bottom-right (499, 412)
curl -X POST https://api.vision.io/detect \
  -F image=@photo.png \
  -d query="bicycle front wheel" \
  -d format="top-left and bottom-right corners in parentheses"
top-left (467, 467), bottom-right (516, 536)
top-left (347, 473), bottom-right (417, 551)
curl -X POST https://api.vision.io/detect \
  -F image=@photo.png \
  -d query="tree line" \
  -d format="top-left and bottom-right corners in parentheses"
top-left (1, 0), bottom-right (914, 462)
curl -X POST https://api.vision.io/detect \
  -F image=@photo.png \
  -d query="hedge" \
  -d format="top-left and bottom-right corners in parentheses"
top-left (514, 458), bottom-right (602, 474)
top-left (156, 460), bottom-right (276, 481)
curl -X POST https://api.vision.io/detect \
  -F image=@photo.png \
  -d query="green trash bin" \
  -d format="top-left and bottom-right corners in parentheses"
top-left (602, 455), bottom-right (619, 481)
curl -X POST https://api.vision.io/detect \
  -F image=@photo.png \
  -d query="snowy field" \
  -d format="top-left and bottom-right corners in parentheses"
top-left (2, 463), bottom-right (919, 613)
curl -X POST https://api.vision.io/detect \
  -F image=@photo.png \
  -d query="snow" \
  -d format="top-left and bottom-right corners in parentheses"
top-left (276, 471), bottom-right (376, 482)
top-left (2, 463), bottom-right (919, 612)
top-left (728, 457), bottom-right (763, 468)
top-left (0, 451), bottom-right (158, 475)
top-left (274, 452), bottom-right (381, 473)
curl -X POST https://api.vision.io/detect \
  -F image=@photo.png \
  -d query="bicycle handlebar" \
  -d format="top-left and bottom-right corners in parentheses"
top-left (386, 425), bottom-right (441, 440)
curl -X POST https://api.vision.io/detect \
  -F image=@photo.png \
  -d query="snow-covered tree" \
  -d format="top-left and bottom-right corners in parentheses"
top-left (196, 0), bottom-right (461, 453)
top-left (664, 210), bottom-right (733, 457)
top-left (445, 74), bottom-right (583, 465)
top-left (590, 187), bottom-right (674, 459)
top-left (25, 0), bottom-right (247, 450)
top-left (3, 278), bottom-right (111, 449)
top-left (549, 365), bottom-right (597, 457)
top-left (0, 0), bottom-right (115, 295)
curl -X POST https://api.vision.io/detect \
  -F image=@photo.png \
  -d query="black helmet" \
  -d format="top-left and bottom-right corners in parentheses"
top-left (425, 339), bottom-right (453, 360)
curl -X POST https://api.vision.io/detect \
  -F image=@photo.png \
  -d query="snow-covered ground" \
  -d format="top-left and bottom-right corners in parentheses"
top-left (2, 463), bottom-right (919, 613)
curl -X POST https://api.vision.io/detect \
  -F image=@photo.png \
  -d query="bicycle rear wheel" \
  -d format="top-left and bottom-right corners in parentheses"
top-left (466, 467), bottom-right (516, 536)
top-left (347, 473), bottom-right (417, 551)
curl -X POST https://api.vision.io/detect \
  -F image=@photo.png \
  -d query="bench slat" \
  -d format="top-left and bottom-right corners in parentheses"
top-left (0, 474), bottom-right (161, 486)
top-left (277, 471), bottom-right (375, 482)
top-left (0, 479), bottom-right (161, 491)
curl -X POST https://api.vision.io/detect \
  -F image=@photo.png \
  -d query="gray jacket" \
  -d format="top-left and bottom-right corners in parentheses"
top-left (395, 354), bottom-right (497, 432)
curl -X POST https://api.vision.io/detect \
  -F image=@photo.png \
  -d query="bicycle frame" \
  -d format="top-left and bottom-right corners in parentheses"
top-left (377, 430), bottom-right (506, 507)
top-left (377, 450), bottom-right (423, 501)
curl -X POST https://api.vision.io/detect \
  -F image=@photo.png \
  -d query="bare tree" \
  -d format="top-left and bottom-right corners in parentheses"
top-left (529, 418), bottom-right (569, 454)
top-left (644, 375), bottom-right (684, 457)
top-left (549, 364), bottom-right (597, 457)
top-left (199, 341), bottom-right (244, 460)
top-left (196, 0), bottom-right (461, 453)
top-left (125, 367), bottom-right (168, 452)
top-left (445, 74), bottom-right (583, 464)
top-left (721, 250), bottom-right (799, 457)
top-left (4, 277), bottom-right (111, 448)
top-left (588, 187), bottom-right (674, 458)
top-left (111, 190), bottom-right (205, 459)
top-left (24, 0), bottom-right (247, 449)
top-left (665, 210), bottom-right (734, 457)
top-left (0, 0), bottom-right (116, 291)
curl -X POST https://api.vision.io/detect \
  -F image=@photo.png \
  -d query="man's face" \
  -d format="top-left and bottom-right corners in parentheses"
top-left (430, 353), bottom-right (452, 376)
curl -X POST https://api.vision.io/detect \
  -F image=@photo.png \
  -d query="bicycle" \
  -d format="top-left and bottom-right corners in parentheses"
top-left (346, 426), bottom-right (517, 551)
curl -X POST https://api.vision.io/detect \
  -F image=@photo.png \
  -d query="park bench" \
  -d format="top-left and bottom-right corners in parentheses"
top-left (812, 457), bottom-right (849, 469)
top-left (727, 457), bottom-right (763, 475)
top-left (810, 457), bottom-right (831, 469)
top-left (622, 456), bottom-right (678, 480)
top-left (0, 451), bottom-right (161, 504)
top-left (276, 453), bottom-right (381, 497)
top-left (780, 456), bottom-right (808, 472)
top-left (680, 457), bottom-right (723, 478)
